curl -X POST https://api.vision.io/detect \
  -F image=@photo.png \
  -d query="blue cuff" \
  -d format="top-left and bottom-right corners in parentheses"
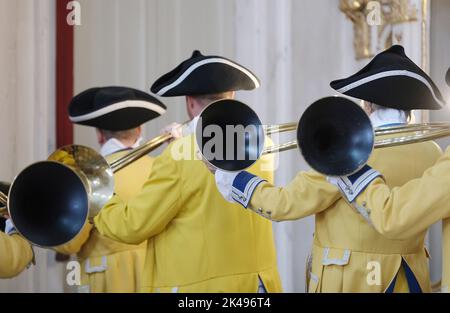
top-left (336, 165), bottom-right (382, 202)
top-left (231, 171), bottom-right (266, 208)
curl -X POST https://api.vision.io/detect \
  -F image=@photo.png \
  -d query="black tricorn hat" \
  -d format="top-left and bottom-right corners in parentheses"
top-left (69, 86), bottom-right (166, 131)
top-left (330, 45), bottom-right (445, 110)
top-left (151, 50), bottom-right (260, 97)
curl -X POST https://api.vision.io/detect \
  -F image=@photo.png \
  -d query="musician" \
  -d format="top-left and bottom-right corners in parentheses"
top-left (212, 45), bottom-right (445, 292)
top-left (331, 68), bottom-right (450, 292)
top-left (0, 182), bottom-right (33, 278)
top-left (94, 51), bottom-right (282, 293)
top-left (55, 86), bottom-right (166, 292)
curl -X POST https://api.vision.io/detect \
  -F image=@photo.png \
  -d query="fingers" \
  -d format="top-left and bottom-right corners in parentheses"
top-left (160, 122), bottom-right (184, 143)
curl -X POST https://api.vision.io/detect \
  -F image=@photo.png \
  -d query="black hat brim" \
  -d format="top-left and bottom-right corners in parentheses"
top-left (332, 70), bottom-right (444, 110)
top-left (330, 46), bottom-right (445, 110)
top-left (70, 104), bottom-right (164, 131)
top-left (151, 52), bottom-right (260, 97)
top-left (69, 87), bottom-right (166, 131)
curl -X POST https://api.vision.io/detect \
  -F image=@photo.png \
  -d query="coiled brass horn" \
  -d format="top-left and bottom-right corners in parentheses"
top-left (4, 128), bottom-right (179, 247)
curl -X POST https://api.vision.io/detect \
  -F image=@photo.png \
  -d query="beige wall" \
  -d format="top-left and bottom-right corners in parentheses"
top-left (74, 0), bottom-right (236, 152)
top-left (0, 0), bottom-right (67, 293)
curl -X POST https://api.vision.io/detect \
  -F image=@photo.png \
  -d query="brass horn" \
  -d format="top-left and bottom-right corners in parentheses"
top-left (298, 98), bottom-right (450, 175)
top-left (195, 99), bottom-right (300, 171)
top-left (297, 97), bottom-right (374, 176)
top-left (196, 97), bottom-right (450, 176)
top-left (5, 127), bottom-right (180, 247)
top-left (196, 97), bottom-right (374, 175)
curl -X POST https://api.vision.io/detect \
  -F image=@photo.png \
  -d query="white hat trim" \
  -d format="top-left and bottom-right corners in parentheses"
top-left (336, 69), bottom-right (445, 108)
top-left (156, 58), bottom-right (260, 96)
top-left (69, 100), bottom-right (166, 123)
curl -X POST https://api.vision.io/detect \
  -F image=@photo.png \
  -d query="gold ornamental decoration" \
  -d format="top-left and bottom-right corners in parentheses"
top-left (339, 0), bottom-right (418, 59)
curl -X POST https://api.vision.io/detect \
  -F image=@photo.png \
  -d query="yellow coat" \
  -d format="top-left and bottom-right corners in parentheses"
top-left (353, 147), bottom-right (450, 292)
top-left (246, 140), bottom-right (442, 292)
top-left (0, 232), bottom-right (33, 278)
top-left (55, 151), bottom-right (153, 292)
top-left (94, 135), bottom-right (282, 293)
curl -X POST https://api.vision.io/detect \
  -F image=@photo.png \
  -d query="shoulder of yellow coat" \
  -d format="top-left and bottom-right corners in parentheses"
top-left (109, 150), bottom-right (155, 200)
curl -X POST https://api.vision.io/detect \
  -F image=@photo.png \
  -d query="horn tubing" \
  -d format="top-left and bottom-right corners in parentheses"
top-left (264, 122), bottom-right (297, 135)
top-left (0, 191), bottom-right (7, 215)
top-left (109, 120), bottom-right (190, 173)
top-left (263, 140), bottom-right (298, 155)
top-left (374, 123), bottom-right (450, 136)
top-left (0, 191), bottom-right (7, 206)
top-left (262, 123), bottom-right (450, 155)
top-left (109, 132), bottom-right (173, 173)
top-left (374, 127), bottom-right (450, 148)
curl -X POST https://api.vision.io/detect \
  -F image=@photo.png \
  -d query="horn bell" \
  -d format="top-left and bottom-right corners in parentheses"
top-left (297, 96), bottom-right (374, 176)
top-left (8, 161), bottom-right (89, 247)
top-left (8, 145), bottom-right (114, 247)
top-left (196, 99), bottom-right (265, 172)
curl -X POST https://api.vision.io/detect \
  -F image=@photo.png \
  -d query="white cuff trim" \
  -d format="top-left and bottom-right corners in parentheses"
top-left (214, 170), bottom-right (239, 203)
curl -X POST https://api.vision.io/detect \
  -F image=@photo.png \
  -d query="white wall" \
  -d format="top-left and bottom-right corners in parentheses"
top-left (0, 0), bottom-right (67, 293)
top-left (74, 0), bottom-right (236, 152)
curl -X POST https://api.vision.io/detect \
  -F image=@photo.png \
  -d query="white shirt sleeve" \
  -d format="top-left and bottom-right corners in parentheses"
top-left (214, 170), bottom-right (239, 203)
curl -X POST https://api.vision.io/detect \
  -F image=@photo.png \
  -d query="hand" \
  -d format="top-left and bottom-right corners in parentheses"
top-left (160, 122), bottom-right (184, 144)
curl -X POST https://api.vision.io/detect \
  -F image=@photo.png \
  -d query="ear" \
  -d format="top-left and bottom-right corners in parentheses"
top-left (186, 96), bottom-right (197, 119)
top-left (136, 126), bottom-right (142, 137)
top-left (186, 96), bottom-right (195, 109)
top-left (96, 129), bottom-right (106, 145)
